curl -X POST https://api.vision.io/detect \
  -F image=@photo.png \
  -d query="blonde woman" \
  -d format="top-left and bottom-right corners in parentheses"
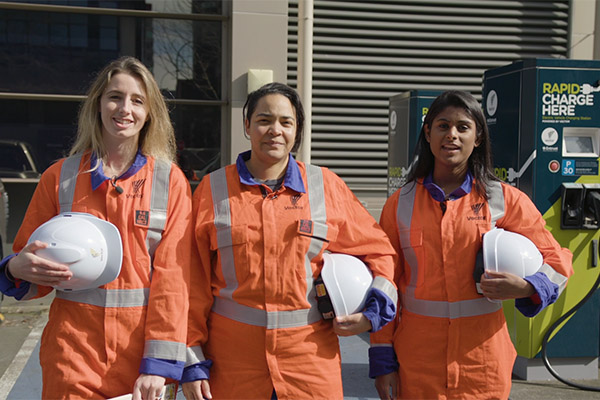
top-left (0, 57), bottom-right (192, 399)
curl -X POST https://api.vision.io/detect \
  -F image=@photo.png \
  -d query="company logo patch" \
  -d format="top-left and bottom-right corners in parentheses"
top-left (471, 203), bottom-right (484, 215)
top-left (135, 210), bottom-right (150, 226)
top-left (291, 194), bottom-right (302, 206)
top-left (468, 203), bottom-right (486, 221)
top-left (127, 179), bottom-right (146, 199)
top-left (298, 219), bottom-right (313, 235)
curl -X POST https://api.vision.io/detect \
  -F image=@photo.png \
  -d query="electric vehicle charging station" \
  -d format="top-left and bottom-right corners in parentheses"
top-left (482, 58), bottom-right (600, 381)
top-left (388, 90), bottom-right (442, 197)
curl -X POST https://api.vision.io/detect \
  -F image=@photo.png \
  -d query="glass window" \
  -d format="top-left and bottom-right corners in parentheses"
top-left (0, 1), bottom-right (224, 181)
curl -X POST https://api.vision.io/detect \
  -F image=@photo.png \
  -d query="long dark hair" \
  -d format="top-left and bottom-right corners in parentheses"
top-left (242, 82), bottom-right (305, 152)
top-left (406, 90), bottom-right (497, 198)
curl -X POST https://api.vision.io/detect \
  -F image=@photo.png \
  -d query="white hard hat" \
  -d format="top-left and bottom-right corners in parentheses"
top-left (316, 253), bottom-right (373, 318)
top-left (482, 228), bottom-right (543, 278)
top-left (27, 212), bottom-right (123, 291)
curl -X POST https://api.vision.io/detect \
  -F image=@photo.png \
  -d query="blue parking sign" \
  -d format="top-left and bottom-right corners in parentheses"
top-left (562, 159), bottom-right (575, 176)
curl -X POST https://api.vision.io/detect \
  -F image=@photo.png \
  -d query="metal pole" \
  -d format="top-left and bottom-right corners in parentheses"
top-left (296, 0), bottom-right (313, 163)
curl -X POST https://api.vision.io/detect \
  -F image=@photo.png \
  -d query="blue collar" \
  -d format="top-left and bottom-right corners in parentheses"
top-left (423, 170), bottom-right (473, 202)
top-left (236, 150), bottom-right (306, 193)
top-left (90, 150), bottom-right (147, 191)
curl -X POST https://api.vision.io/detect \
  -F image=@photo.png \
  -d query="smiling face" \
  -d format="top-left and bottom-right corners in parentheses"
top-left (245, 93), bottom-right (297, 174)
top-left (99, 72), bottom-right (149, 148)
top-left (424, 105), bottom-right (480, 175)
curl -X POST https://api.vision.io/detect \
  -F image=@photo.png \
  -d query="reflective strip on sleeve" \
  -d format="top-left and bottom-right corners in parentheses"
top-left (55, 287), bottom-right (149, 307)
top-left (185, 345), bottom-right (206, 367)
top-left (58, 154), bottom-right (83, 213)
top-left (209, 168), bottom-right (238, 300)
top-left (143, 339), bottom-right (187, 363)
top-left (20, 284), bottom-right (39, 300)
top-left (146, 159), bottom-right (171, 260)
top-left (371, 276), bottom-right (398, 305)
top-left (539, 263), bottom-right (569, 296)
top-left (370, 343), bottom-right (394, 348)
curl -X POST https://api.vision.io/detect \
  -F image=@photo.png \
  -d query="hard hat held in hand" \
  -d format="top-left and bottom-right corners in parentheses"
top-left (27, 212), bottom-right (123, 291)
top-left (483, 228), bottom-right (543, 278)
top-left (316, 253), bottom-right (373, 318)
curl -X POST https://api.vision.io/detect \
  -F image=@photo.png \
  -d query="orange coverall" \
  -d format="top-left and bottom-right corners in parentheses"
top-left (186, 156), bottom-right (397, 399)
top-left (371, 180), bottom-right (573, 399)
top-left (8, 153), bottom-right (192, 398)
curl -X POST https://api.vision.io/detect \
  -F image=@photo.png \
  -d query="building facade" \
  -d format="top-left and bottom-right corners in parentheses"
top-left (0, 0), bottom-right (598, 210)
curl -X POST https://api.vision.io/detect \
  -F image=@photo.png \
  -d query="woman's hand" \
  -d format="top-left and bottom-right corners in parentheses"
top-left (182, 379), bottom-right (212, 400)
top-left (332, 312), bottom-right (372, 336)
top-left (132, 374), bottom-right (165, 400)
top-left (479, 270), bottom-right (535, 300)
top-left (7, 241), bottom-right (72, 286)
top-left (374, 372), bottom-right (398, 400)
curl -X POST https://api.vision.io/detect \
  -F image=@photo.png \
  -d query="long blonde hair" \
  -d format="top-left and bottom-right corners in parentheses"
top-left (70, 56), bottom-right (176, 163)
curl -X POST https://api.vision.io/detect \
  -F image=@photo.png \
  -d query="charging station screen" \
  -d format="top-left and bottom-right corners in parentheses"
top-left (564, 136), bottom-right (595, 155)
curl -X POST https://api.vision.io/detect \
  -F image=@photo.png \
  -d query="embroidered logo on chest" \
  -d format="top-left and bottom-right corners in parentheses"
top-left (285, 193), bottom-right (304, 210)
top-left (127, 179), bottom-right (146, 199)
top-left (467, 202), bottom-right (486, 221)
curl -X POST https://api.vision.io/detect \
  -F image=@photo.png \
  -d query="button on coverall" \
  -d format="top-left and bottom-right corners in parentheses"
top-left (371, 180), bottom-right (573, 399)
top-left (186, 156), bottom-right (397, 399)
top-left (1, 153), bottom-right (192, 398)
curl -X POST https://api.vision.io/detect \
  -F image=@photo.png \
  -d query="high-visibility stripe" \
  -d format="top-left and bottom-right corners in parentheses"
top-left (208, 165), bottom-right (328, 329)
top-left (486, 180), bottom-right (505, 228)
top-left (212, 296), bottom-right (322, 329)
top-left (372, 276), bottom-right (398, 305)
top-left (55, 287), bottom-right (149, 307)
top-left (58, 153), bottom-right (83, 213)
top-left (396, 181), bottom-right (418, 289)
top-left (539, 263), bottom-right (568, 296)
top-left (209, 167), bottom-right (237, 300)
top-left (147, 159), bottom-right (171, 260)
top-left (185, 345), bottom-right (206, 367)
top-left (304, 165), bottom-right (328, 311)
top-left (396, 180), bottom-right (505, 319)
top-left (370, 343), bottom-right (393, 348)
top-left (404, 286), bottom-right (502, 318)
top-left (20, 284), bottom-right (39, 301)
top-left (143, 339), bottom-right (187, 363)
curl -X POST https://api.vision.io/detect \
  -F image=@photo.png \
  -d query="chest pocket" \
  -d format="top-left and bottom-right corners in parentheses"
top-left (398, 227), bottom-right (425, 288)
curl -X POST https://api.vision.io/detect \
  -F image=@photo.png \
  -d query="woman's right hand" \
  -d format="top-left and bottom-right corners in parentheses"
top-left (182, 379), bottom-right (212, 400)
top-left (374, 372), bottom-right (398, 400)
top-left (7, 241), bottom-right (72, 286)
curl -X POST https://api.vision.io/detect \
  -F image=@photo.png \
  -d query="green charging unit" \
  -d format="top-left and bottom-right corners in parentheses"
top-left (483, 58), bottom-right (600, 380)
top-left (388, 90), bottom-right (442, 197)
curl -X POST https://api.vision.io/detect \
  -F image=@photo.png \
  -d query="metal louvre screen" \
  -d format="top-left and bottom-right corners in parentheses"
top-left (287, 0), bottom-right (570, 193)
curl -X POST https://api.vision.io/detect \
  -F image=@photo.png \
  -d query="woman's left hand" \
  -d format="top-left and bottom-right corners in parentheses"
top-left (479, 270), bottom-right (535, 300)
top-left (332, 312), bottom-right (372, 336)
top-left (132, 374), bottom-right (166, 400)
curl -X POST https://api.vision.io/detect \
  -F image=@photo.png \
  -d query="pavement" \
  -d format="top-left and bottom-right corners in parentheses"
top-left (1, 293), bottom-right (600, 399)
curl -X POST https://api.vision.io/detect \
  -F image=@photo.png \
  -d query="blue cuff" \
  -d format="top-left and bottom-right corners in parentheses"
top-left (180, 360), bottom-right (213, 383)
top-left (368, 346), bottom-right (398, 379)
top-left (362, 287), bottom-right (396, 332)
top-left (139, 358), bottom-right (185, 380)
top-left (516, 272), bottom-right (558, 317)
top-left (0, 254), bottom-right (32, 300)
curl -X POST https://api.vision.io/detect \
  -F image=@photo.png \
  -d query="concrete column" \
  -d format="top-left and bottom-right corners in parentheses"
top-left (228, 0), bottom-right (289, 164)
top-left (569, 0), bottom-right (596, 59)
